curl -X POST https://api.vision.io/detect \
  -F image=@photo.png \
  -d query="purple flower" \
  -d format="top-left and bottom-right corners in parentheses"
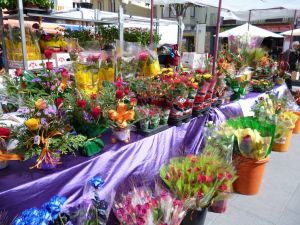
top-left (42, 73), bottom-right (49, 77)
top-left (17, 107), bottom-right (30, 114)
top-left (228, 35), bottom-right (235, 42)
top-left (50, 85), bottom-right (56, 91)
top-left (83, 111), bottom-right (93, 123)
top-left (31, 77), bottom-right (41, 83)
top-left (43, 105), bottom-right (57, 117)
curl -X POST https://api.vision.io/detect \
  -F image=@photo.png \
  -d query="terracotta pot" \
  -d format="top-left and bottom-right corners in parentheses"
top-left (181, 208), bottom-right (207, 225)
top-left (233, 156), bottom-right (269, 195)
top-left (272, 130), bottom-right (293, 152)
top-left (293, 111), bottom-right (300, 134)
top-left (209, 199), bottom-right (228, 213)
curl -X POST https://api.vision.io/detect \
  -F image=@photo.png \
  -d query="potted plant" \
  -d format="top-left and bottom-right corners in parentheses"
top-left (160, 153), bottom-right (236, 225)
top-left (226, 117), bottom-right (275, 195)
top-left (24, 0), bottom-right (54, 11)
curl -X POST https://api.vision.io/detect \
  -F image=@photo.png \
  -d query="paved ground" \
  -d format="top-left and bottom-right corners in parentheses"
top-left (206, 133), bottom-right (300, 225)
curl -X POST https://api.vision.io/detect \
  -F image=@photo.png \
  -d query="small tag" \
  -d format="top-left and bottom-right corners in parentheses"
top-left (34, 135), bottom-right (41, 145)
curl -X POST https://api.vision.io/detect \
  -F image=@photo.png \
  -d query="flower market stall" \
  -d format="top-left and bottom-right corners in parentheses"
top-left (1, 1), bottom-right (300, 225)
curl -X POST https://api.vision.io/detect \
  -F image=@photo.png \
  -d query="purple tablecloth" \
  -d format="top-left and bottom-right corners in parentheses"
top-left (0, 85), bottom-right (290, 222)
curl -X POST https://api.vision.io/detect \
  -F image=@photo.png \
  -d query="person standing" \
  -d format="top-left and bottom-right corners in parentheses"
top-left (283, 41), bottom-right (300, 89)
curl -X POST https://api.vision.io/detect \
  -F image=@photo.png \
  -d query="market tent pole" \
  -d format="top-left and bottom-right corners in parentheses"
top-left (17, 0), bottom-right (28, 70)
top-left (150, 0), bottom-right (154, 47)
top-left (212, 0), bottom-right (222, 75)
top-left (247, 10), bottom-right (252, 31)
top-left (0, 9), bottom-right (8, 71)
top-left (287, 10), bottom-right (297, 63)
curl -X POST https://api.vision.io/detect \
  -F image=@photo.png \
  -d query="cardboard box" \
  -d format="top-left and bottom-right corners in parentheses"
top-left (181, 52), bottom-right (207, 69)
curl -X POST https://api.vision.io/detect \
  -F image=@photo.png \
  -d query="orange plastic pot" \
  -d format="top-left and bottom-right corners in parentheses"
top-left (233, 156), bottom-right (269, 195)
top-left (272, 130), bottom-right (293, 152)
top-left (293, 111), bottom-right (300, 134)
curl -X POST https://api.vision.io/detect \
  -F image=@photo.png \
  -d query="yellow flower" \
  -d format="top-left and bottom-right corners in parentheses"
top-left (25, 118), bottom-right (40, 131)
top-left (35, 99), bottom-right (47, 110)
top-left (203, 73), bottom-right (212, 79)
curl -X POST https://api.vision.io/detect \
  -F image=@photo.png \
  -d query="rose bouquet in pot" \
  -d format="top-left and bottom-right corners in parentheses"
top-left (193, 70), bottom-right (212, 111)
top-left (226, 116), bottom-right (276, 195)
top-left (114, 182), bottom-right (186, 225)
top-left (160, 153), bottom-right (236, 225)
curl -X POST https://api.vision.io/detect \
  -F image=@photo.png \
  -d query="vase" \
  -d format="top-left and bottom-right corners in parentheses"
top-left (209, 199), bottom-right (228, 213)
top-left (149, 116), bottom-right (160, 129)
top-left (233, 156), bottom-right (269, 195)
top-left (160, 113), bottom-right (170, 125)
top-left (293, 111), bottom-right (300, 134)
top-left (181, 208), bottom-right (207, 225)
top-left (112, 127), bottom-right (131, 143)
top-left (272, 130), bottom-right (293, 152)
top-left (139, 119), bottom-right (149, 131)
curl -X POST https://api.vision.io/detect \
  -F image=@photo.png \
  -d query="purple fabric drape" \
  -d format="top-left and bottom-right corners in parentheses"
top-left (0, 85), bottom-right (290, 223)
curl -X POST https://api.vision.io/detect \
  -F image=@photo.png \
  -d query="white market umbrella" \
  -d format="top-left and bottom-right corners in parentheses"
top-left (281, 28), bottom-right (300, 36)
top-left (218, 23), bottom-right (283, 38)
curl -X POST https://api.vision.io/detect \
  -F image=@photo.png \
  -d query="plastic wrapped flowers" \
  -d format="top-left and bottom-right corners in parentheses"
top-left (160, 153), bottom-right (237, 211)
top-left (114, 183), bottom-right (186, 225)
top-left (13, 196), bottom-right (66, 225)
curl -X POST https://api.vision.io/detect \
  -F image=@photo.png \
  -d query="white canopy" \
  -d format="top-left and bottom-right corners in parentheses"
top-left (218, 23), bottom-right (283, 38)
top-left (281, 28), bottom-right (300, 36)
top-left (131, 0), bottom-right (300, 11)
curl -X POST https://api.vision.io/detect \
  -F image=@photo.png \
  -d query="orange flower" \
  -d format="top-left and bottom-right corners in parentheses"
top-left (35, 99), bottom-right (47, 110)
top-left (123, 110), bottom-right (135, 121)
top-left (117, 103), bottom-right (127, 115)
top-left (108, 110), bottom-right (118, 121)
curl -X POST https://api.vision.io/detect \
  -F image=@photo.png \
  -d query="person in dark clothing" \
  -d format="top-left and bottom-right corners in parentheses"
top-left (0, 44), bottom-right (3, 72)
top-left (283, 41), bottom-right (300, 89)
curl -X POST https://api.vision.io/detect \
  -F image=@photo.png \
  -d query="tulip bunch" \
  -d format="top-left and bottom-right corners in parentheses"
top-left (114, 184), bottom-right (186, 225)
top-left (160, 153), bottom-right (237, 210)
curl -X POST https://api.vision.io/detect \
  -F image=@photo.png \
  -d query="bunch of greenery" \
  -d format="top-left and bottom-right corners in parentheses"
top-left (0, 0), bottom-right (54, 9)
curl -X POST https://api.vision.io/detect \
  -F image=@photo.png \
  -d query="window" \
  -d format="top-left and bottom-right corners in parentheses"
top-left (110, 0), bottom-right (116, 12)
top-left (98, 0), bottom-right (102, 10)
top-left (161, 6), bottom-right (176, 18)
top-left (190, 6), bottom-right (195, 18)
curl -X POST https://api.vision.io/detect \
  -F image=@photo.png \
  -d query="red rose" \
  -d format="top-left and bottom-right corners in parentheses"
top-left (124, 87), bottom-right (129, 94)
top-left (217, 173), bottom-right (224, 181)
top-left (46, 62), bottom-right (53, 70)
top-left (44, 49), bottom-right (53, 59)
top-left (0, 127), bottom-right (11, 139)
top-left (116, 90), bottom-right (124, 99)
top-left (90, 93), bottom-right (97, 100)
top-left (61, 69), bottom-right (69, 78)
top-left (130, 98), bottom-right (137, 106)
top-left (55, 97), bottom-right (64, 108)
top-left (91, 106), bottom-right (101, 119)
top-left (15, 68), bottom-right (22, 77)
top-left (197, 191), bottom-right (204, 199)
top-left (218, 184), bottom-right (227, 192)
top-left (77, 99), bottom-right (87, 109)
top-left (219, 58), bottom-right (224, 63)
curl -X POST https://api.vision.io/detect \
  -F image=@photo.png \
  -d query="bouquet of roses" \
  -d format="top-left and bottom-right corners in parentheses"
top-left (226, 117), bottom-right (276, 160)
top-left (114, 183), bottom-right (186, 225)
top-left (160, 153), bottom-right (237, 210)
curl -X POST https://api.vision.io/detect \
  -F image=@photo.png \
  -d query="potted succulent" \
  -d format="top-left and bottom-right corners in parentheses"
top-left (160, 153), bottom-right (236, 225)
top-left (226, 117), bottom-right (275, 195)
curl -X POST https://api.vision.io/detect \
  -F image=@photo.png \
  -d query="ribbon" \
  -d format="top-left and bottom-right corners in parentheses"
top-left (0, 150), bottom-right (23, 161)
top-left (30, 131), bottom-right (63, 169)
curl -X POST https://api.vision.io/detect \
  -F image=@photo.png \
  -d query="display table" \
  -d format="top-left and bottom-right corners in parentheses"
top-left (0, 84), bottom-right (289, 222)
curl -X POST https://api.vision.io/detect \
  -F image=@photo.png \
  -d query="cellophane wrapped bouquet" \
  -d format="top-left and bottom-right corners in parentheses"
top-left (251, 92), bottom-right (298, 144)
top-left (160, 152), bottom-right (237, 211)
top-left (226, 117), bottom-right (276, 160)
top-left (114, 182), bottom-right (186, 225)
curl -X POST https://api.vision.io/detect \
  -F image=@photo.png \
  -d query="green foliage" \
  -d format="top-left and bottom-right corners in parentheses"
top-left (99, 25), bottom-right (119, 46)
top-left (0, 0), bottom-right (54, 9)
top-left (98, 81), bottom-right (117, 117)
top-left (64, 29), bottom-right (97, 44)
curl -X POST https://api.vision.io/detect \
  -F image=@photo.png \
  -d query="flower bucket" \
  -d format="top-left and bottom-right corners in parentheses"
top-left (0, 159), bottom-right (8, 170)
top-left (233, 156), bottom-right (269, 195)
top-left (208, 76), bottom-right (217, 92)
top-left (272, 130), bottom-right (293, 152)
top-left (112, 127), bottom-right (131, 142)
top-left (199, 81), bottom-right (210, 95)
top-left (139, 119), bottom-right (149, 131)
top-left (181, 208), bottom-right (208, 225)
top-left (293, 111), bottom-right (300, 134)
top-left (209, 199), bottom-right (228, 213)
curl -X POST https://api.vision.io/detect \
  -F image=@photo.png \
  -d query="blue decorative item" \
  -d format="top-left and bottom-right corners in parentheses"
top-left (89, 176), bottom-right (105, 189)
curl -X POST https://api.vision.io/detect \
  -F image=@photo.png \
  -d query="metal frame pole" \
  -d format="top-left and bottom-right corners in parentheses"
top-left (118, 3), bottom-right (124, 51)
top-left (150, 0), bottom-right (154, 48)
top-left (0, 9), bottom-right (9, 71)
top-left (247, 10), bottom-right (252, 31)
top-left (211, 0), bottom-right (222, 75)
top-left (17, 0), bottom-right (28, 70)
top-left (287, 10), bottom-right (297, 63)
